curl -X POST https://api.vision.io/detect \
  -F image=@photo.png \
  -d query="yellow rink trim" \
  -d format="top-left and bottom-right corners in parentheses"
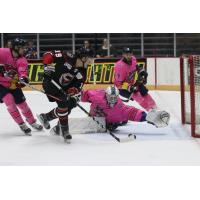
top-left (22, 84), bottom-right (181, 91)
top-left (147, 85), bottom-right (180, 91)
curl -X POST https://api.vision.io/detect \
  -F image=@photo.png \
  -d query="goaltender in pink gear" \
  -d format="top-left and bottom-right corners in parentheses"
top-left (81, 86), bottom-right (170, 131)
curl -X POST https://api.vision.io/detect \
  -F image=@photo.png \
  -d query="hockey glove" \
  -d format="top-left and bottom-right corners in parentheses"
top-left (138, 70), bottom-right (148, 85)
top-left (67, 87), bottom-right (79, 95)
top-left (59, 92), bottom-right (78, 109)
top-left (128, 85), bottom-right (138, 93)
top-left (4, 69), bottom-right (18, 79)
top-left (3, 70), bottom-right (19, 90)
top-left (19, 76), bottom-right (29, 88)
top-left (20, 76), bottom-right (29, 84)
top-left (106, 123), bottom-right (119, 131)
top-left (138, 84), bottom-right (148, 96)
top-left (67, 96), bottom-right (78, 109)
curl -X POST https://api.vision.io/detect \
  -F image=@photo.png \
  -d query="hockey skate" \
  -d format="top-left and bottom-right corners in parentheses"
top-left (37, 113), bottom-right (50, 129)
top-left (30, 121), bottom-right (43, 131)
top-left (60, 125), bottom-right (72, 143)
top-left (19, 123), bottom-right (32, 136)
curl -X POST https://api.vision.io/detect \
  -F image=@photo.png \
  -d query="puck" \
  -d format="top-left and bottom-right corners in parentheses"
top-left (128, 134), bottom-right (136, 139)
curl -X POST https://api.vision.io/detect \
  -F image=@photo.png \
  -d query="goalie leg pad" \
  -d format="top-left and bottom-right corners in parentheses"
top-left (146, 109), bottom-right (170, 128)
top-left (90, 117), bottom-right (107, 133)
top-left (69, 117), bottom-right (107, 133)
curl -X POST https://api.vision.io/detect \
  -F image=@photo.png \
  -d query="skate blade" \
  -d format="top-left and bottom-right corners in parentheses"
top-left (64, 139), bottom-right (71, 144)
top-left (31, 126), bottom-right (44, 132)
top-left (24, 132), bottom-right (32, 136)
top-left (35, 126), bottom-right (44, 131)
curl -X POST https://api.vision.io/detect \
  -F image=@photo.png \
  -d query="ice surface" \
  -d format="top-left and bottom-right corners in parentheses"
top-left (0, 90), bottom-right (200, 166)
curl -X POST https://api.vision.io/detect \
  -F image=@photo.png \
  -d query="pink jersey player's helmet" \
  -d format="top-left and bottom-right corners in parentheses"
top-left (12, 38), bottom-right (26, 49)
top-left (105, 85), bottom-right (119, 107)
top-left (12, 38), bottom-right (27, 57)
top-left (122, 47), bottom-right (132, 54)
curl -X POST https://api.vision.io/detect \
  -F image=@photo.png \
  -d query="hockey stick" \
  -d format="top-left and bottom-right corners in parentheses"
top-left (20, 81), bottom-right (63, 102)
top-left (49, 80), bottom-right (136, 143)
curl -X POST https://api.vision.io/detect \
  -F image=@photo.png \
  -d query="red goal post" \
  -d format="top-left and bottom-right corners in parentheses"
top-left (180, 55), bottom-right (200, 137)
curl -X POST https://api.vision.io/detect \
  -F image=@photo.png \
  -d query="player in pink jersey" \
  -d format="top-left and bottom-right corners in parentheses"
top-left (80, 86), bottom-right (170, 131)
top-left (0, 38), bottom-right (43, 135)
top-left (114, 47), bottom-right (157, 111)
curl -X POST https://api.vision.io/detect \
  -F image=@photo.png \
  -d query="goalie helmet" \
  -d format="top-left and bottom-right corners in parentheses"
top-left (105, 86), bottom-right (119, 107)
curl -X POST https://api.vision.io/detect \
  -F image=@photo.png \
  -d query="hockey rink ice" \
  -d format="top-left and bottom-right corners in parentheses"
top-left (1, 90), bottom-right (200, 166)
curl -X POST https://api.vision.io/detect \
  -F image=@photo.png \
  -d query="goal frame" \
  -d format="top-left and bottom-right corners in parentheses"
top-left (180, 55), bottom-right (200, 138)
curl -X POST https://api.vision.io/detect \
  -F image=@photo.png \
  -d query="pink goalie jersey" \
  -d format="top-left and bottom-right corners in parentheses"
top-left (81, 89), bottom-right (145, 124)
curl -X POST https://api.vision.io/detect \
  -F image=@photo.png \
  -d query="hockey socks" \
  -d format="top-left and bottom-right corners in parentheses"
top-left (17, 101), bottom-right (36, 124)
top-left (57, 108), bottom-right (72, 142)
top-left (2, 93), bottom-right (24, 125)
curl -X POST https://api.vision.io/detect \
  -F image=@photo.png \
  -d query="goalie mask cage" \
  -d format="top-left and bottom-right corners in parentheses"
top-left (180, 55), bottom-right (200, 137)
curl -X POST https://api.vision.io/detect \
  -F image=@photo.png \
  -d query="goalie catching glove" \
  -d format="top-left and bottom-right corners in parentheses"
top-left (146, 109), bottom-right (170, 128)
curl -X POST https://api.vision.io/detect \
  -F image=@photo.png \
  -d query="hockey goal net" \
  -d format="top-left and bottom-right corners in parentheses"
top-left (180, 55), bottom-right (200, 137)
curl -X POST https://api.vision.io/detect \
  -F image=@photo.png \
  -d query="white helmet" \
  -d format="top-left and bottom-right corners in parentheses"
top-left (105, 86), bottom-right (119, 107)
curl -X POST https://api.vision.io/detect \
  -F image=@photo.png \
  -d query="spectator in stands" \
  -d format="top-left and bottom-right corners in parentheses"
top-left (78, 40), bottom-right (95, 58)
top-left (5, 40), bottom-right (12, 48)
top-left (96, 38), bottom-right (115, 58)
top-left (76, 42), bottom-right (94, 82)
top-left (25, 40), bottom-right (37, 59)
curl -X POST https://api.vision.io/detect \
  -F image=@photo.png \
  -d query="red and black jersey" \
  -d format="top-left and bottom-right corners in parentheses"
top-left (42, 50), bottom-right (83, 93)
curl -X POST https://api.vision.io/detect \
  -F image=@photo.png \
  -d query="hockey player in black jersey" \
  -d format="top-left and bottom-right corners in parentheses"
top-left (38, 50), bottom-right (84, 143)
